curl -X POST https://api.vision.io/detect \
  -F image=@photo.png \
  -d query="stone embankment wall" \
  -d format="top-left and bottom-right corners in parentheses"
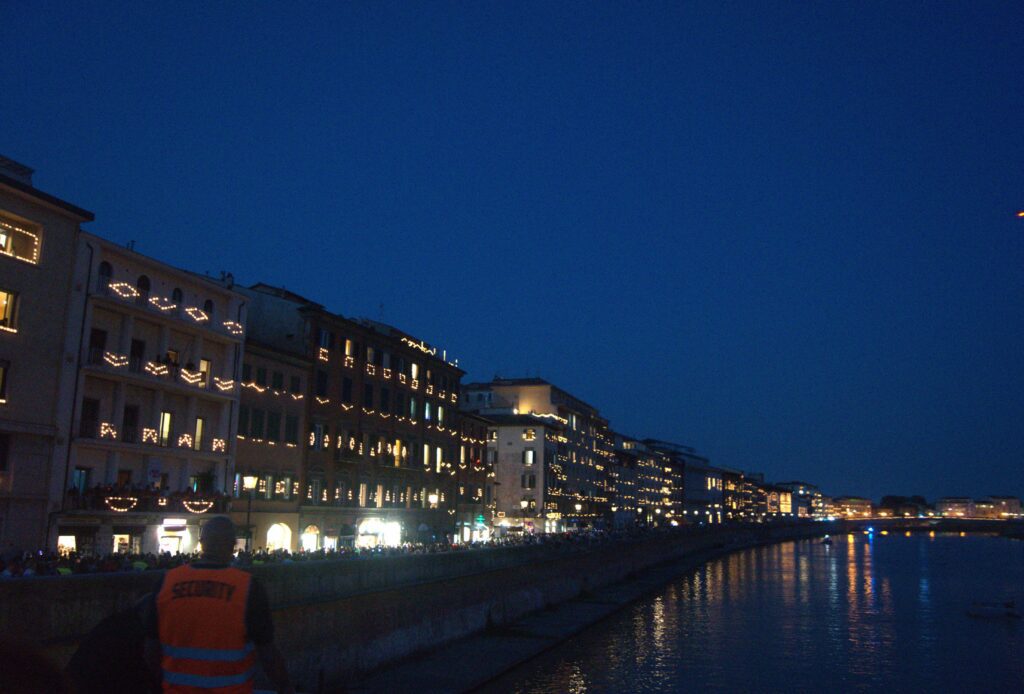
top-left (0, 523), bottom-right (822, 691)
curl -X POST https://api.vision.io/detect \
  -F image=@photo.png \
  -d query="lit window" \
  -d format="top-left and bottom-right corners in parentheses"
top-left (158, 411), bottom-right (173, 447)
top-left (522, 428), bottom-right (536, 441)
top-left (523, 449), bottom-right (535, 466)
top-left (194, 417), bottom-right (205, 451)
top-left (199, 359), bottom-right (211, 387)
top-left (0, 289), bottom-right (16, 332)
top-left (0, 216), bottom-right (41, 265)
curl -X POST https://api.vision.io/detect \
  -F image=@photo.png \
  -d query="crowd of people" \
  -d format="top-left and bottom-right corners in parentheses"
top-left (0, 525), bottom-right (668, 578)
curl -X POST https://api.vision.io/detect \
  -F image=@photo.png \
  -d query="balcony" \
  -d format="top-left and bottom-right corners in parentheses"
top-left (64, 487), bottom-right (231, 515)
top-left (94, 281), bottom-right (244, 341)
top-left (85, 350), bottom-right (238, 399)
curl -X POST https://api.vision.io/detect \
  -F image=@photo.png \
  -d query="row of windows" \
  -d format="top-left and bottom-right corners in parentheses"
top-left (316, 374), bottom-right (449, 421)
top-left (96, 263), bottom-right (218, 318)
top-left (238, 406), bottom-right (299, 444)
top-left (89, 329), bottom-right (214, 385)
top-left (78, 399), bottom-right (209, 449)
top-left (316, 328), bottom-right (457, 391)
top-left (241, 363), bottom-right (302, 392)
top-left (236, 472), bottom-right (472, 510)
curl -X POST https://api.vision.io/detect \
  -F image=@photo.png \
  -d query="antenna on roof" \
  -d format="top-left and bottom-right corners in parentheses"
top-left (379, 302), bottom-right (384, 321)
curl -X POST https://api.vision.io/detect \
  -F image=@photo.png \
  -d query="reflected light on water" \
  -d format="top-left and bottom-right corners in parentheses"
top-left (485, 535), bottom-right (1024, 694)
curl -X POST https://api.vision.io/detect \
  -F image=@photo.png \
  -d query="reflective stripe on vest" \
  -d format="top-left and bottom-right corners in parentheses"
top-left (163, 668), bottom-right (256, 688)
top-left (161, 643), bottom-right (255, 662)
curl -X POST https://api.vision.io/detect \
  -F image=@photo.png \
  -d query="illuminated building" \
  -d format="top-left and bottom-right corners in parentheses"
top-left (229, 341), bottom-right (310, 551)
top-left (643, 440), bottom-right (722, 523)
top-left (239, 284), bottom-right (485, 548)
top-left (935, 497), bottom-right (975, 518)
top-left (482, 414), bottom-right (561, 533)
top-left (984, 496), bottom-right (1021, 519)
top-left (721, 468), bottom-right (751, 521)
top-left (462, 378), bottom-right (614, 529)
top-left (832, 496), bottom-right (874, 519)
top-left (0, 156), bottom-right (94, 550)
top-left (776, 481), bottom-right (825, 519)
top-left (612, 435), bottom-right (669, 527)
top-left (55, 234), bottom-right (246, 554)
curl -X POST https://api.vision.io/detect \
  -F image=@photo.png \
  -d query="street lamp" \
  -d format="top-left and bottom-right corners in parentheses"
top-left (520, 499), bottom-right (529, 532)
top-left (242, 474), bottom-right (258, 552)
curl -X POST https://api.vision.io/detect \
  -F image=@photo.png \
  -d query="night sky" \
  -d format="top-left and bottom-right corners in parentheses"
top-left (3, 3), bottom-right (1022, 501)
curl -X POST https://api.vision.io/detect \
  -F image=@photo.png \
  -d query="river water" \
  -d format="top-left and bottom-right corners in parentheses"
top-left (481, 533), bottom-right (1024, 693)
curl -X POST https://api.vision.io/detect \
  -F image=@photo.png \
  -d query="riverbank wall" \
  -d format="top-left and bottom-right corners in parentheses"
top-left (0, 523), bottom-right (823, 691)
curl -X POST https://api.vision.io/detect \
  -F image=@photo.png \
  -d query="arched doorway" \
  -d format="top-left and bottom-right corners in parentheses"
top-left (266, 523), bottom-right (292, 551)
top-left (300, 524), bottom-right (320, 551)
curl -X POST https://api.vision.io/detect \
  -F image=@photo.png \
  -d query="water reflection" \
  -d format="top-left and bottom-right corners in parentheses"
top-left (484, 535), bottom-right (1024, 694)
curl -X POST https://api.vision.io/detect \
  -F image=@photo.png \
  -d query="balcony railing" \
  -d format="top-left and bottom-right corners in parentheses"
top-left (65, 487), bottom-right (231, 514)
top-left (96, 279), bottom-right (244, 340)
top-left (86, 350), bottom-right (238, 397)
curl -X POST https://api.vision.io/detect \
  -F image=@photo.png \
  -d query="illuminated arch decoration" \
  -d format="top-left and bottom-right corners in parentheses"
top-left (183, 499), bottom-right (214, 514)
top-left (105, 496), bottom-right (138, 512)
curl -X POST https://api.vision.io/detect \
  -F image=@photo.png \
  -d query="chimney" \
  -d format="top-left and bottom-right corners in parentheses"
top-left (0, 155), bottom-right (35, 186)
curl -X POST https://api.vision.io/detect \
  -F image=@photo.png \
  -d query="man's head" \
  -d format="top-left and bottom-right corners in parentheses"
top-left (199, 516), bottom-right (237, 563)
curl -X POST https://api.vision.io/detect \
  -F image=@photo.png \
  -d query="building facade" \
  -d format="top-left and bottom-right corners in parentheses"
top-left (485, 414), bottom-right (561, 533)
top-left (776, 481), bottom-right (825, 519)
top-left (241, 284), bottom-right (480, 548)
top-left (231, 340), bottom-right (310, 551)
top-left (463, 378), bottom-right (615, 529)
top-left (833, 496), bottom-right (873, 519)
top-left (0, 157), bottom-right (94, 550)
top-left (55, 234), bottom-right (246, 555)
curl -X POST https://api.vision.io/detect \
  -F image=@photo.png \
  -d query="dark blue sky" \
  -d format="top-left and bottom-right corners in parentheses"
top-left (3, 2), bottom-right (1023, 500)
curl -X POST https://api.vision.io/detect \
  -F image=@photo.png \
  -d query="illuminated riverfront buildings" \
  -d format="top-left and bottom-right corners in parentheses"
top-left (234, 284), bottom-right (489, 550)
top-left (22, 152), bottom-right (1021, 553)
top-left (462, 378), bottom-right (614, 530)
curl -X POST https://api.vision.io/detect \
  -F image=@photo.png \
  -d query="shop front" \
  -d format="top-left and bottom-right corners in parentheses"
top-left (355, 517), bottom-right (403, 548)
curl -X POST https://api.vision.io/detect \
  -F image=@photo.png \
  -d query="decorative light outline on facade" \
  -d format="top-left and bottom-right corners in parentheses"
top-left (105, 496), bottom-right (138, 512)
top-left (182, 499), bottom-right (214, 514)
top-left (108, 282), bottom-right (140, 298)
top-left (185, 307), bottom-right (209, 323)
top-left (103, 351), bottom-right (129, 368)
top-left (0, 218), bottom-right (41, 264)
top-left (148, 296), bottom-right (178, 312)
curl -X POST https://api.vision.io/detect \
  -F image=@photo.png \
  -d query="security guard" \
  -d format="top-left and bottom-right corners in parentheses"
top-left (142, 516), bottom-right (294, 694)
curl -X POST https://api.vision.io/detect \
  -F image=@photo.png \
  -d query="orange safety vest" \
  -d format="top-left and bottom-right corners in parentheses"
top-left (156, 564), bottom-right (256, 693)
